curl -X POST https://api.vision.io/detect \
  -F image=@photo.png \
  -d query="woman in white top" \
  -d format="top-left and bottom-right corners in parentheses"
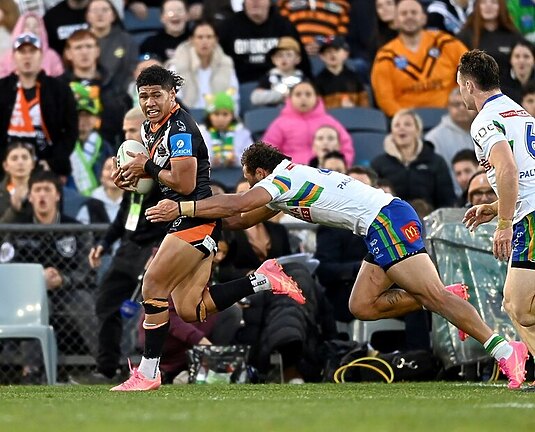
top-left (166, 20), bottom-right (239, 112)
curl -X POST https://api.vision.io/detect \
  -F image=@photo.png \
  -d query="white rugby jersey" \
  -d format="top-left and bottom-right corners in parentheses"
top-left (471, 93), bottom-right (535, 223)
top-left (253, 160), bottom-right (394, 236)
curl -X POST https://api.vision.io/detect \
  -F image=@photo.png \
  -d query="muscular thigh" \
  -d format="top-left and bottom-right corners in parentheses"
top-left (171, 255), bottom-right (213, 315)
top-left (503, 267), bottom-right (535, 310)
top-left (349, 260), bottom-right (393, 306)
top-left (144, 234), bottom-right (205, 290)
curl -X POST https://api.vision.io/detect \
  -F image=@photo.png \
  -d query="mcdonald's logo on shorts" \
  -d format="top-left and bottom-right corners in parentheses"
top-left (401, 222), bottom-right (421, 244)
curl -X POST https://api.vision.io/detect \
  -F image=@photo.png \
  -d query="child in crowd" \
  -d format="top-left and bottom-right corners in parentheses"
top-left (250, 36), bottom-right (305, 107)
top-left (262, 80), bottom-right (354, 165)
top-left (315, 36), bottom-right (369, 109)
top-left (321, 150), bottom-right (348, 173)
top-left (308, 125), bottom-right (341, 167)
top-left (199, 92), bottom-right (253, 168)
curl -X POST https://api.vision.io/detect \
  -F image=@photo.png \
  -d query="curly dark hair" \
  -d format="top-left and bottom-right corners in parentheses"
top-left (458, 49), bottom-right (500, 91)
top-left (136, 65), bottom-right (184, 91)
top-left (241, 141), bottom-right (291, 175)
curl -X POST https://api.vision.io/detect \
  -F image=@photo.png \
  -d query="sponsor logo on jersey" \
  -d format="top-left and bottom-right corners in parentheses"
top-left (170, 133), bottom-right (193, 157)
top-left (394, 55), bottom-right (408, 70)
top-left (401, 222), bottom-right (421, 243)
top-left (176, 120), bottom-right (186, 132)
top-left (499, 109), bottom-right (531, 118)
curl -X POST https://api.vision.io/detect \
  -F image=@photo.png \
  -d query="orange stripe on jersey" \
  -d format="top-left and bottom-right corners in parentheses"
top-left (170, 156), bottom-right (192, 161)
top-left (149, 104), bottom-right (180, 133)
top-left (172, 222), bottom-right (216, 243)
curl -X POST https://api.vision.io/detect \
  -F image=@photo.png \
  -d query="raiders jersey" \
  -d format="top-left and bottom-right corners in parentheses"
top-left (253, 160), bottom-right (394, 236)
top-left (471, 93), bottom-right (535, 223)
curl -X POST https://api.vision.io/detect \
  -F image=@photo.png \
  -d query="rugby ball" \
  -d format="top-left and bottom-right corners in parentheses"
top-left (116, 139), bottom-right (155, 194)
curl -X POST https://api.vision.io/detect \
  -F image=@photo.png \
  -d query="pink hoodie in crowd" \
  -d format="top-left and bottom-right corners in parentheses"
top-left (262, 97), bottom-right (354, 165)
top-left (0, 12), bottom-right (64, 78)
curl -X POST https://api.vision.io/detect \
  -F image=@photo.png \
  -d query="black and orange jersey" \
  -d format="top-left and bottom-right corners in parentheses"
top-left (371, 30), bottom-right (467, 117)
top-left (277, 0), bottom-right (350, 46)
top-left (141, 105), bottom-right (211, 203)
top-left (315, 65), bottom-right (369, 109)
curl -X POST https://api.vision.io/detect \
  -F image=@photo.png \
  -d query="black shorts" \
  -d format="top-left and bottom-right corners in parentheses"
top-left (167, 217), bottom-right (222, 257)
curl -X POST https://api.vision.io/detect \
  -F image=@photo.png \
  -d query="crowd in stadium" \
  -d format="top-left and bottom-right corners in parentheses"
top-left (0, 0), bottom-right (534, 385)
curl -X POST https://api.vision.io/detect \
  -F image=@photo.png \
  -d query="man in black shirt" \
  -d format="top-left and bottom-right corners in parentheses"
top-left (44, 0), bottom-right (89, 55)
top-left (217, 0), bottom-right (310, 83)
top-left (139, 0), bottom-right (190, 62)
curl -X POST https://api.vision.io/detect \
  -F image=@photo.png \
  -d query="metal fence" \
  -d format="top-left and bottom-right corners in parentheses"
top-left (0, 224), bottom-right (113, 383)
top-left (0, 222), bottom-right (318, 384)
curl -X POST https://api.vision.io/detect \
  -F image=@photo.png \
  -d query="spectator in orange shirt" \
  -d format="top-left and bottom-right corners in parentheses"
top-left (371, 0), bottom-right (467, 117)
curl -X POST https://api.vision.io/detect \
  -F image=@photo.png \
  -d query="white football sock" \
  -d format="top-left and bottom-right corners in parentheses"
top-left (138, 356), bottom-right (160, 379)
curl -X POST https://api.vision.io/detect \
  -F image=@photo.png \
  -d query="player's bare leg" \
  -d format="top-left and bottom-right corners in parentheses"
top-left (502, 268), bottom-right (535, 355)
top-left (348, 261), bottom-right (422, 320)
top-left (387, 254), bottom-right (528, 388)
top-left (112, 236), bottom-right (303, 391)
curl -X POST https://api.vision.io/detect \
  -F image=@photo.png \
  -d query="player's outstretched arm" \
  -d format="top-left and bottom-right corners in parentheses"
top-left (145, 187), bottom-right (273, 222)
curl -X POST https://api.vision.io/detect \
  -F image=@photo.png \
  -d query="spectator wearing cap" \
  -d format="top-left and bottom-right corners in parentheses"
top-left (371, 0), bottom-right (467, 117)
top-left (66, 95), bottom-right (114, 196)
top-left (250, 36), bottom-right (305, 108)
top-left (0, 12), bottom-right (64, 79)
top-left (217, 0), bottom-right (311, 84)
top-left (166, 20), bottom-right (239, 111)
top-left (277, 0), bottom-right (351, 57)
top-left (466, 170), bottom-right (497, 206)
top-left (315, 36), bottom-right (369, 109)
top-left (0, 32), bottom-right (77, 179)
top-left (199, 92), bottom-right (253, 168)
top-left (44, 0), bottom-right (90, 56)
top-left (61, 29), bottom-right (132, 148)
top-left (139, 0), bottom-right (191, 62)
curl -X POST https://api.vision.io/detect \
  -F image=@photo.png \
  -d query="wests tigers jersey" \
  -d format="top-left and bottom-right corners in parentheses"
top-left (141, 105), bottom-right (212, 202)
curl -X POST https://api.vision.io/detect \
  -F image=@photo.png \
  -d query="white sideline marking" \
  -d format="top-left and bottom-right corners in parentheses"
top-left (480, 403), bottom-right (535, 409)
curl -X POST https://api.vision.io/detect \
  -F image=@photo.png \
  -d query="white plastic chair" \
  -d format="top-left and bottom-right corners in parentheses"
top-left (351, 318), bottom-right (406, 345)
top-left (276, 253), bottom-right (320, 275)
top-left (0, 263), bottom-right (57, 385)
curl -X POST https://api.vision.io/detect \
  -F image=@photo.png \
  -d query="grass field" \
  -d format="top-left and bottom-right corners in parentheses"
top-left (1, 382), bottom-right (534, 432)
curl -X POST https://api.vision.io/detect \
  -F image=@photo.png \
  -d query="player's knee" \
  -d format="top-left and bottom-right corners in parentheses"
top-left (349, 299), bottom-right (378, 321)
top-left (174, 301), bottom-right (198, 323)
top-left (141, 269), bottom-right (166, 298)
top-left (505, 300), bottom-right (535, 327)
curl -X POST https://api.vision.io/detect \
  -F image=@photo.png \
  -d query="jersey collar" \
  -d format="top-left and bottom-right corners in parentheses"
top-left (481, 93), bottom-right (504, 109)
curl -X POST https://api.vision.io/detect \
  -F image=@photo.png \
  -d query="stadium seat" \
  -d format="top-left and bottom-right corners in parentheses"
top-left (188, 108), bottom-right (206, 124)
top-left (351, 318), bottom-right (406, 345)
top-left (243, 106), bottom-right (282, 140)
top-left (238, 81), bottom-right (257, 118)
top-left (413, 107), bottom-right (447, 133)
top-left (0, 263), bottom-right (57, 385)
top-left (328, 107), bottom-right (388, 133)
top-left (351, 132), bottom-right (387, 166)
top-left (210, 167), bottom-right (245, 191)
top-left (124, 7), bottom-right (163, 47)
